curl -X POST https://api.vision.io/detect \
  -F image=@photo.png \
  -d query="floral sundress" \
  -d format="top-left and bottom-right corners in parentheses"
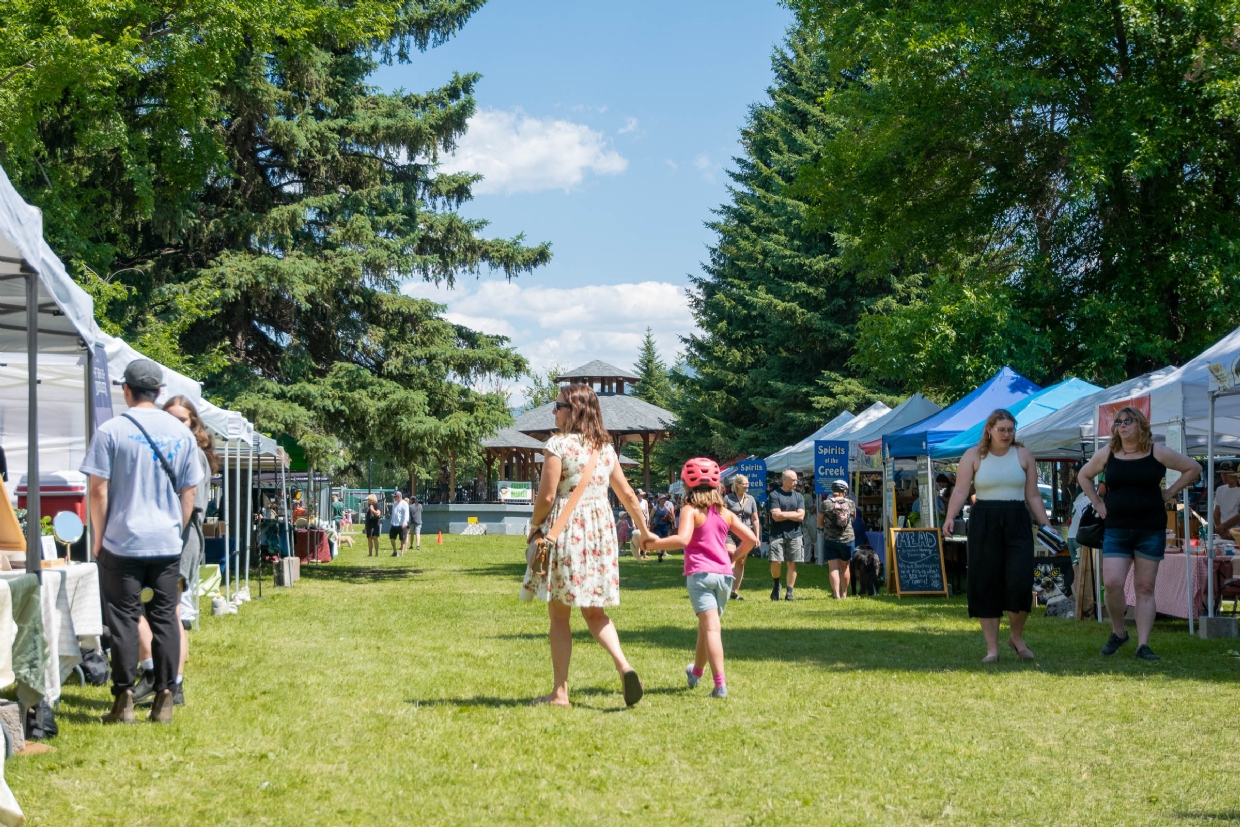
top-left (520, 434), bottom-right (620, 608)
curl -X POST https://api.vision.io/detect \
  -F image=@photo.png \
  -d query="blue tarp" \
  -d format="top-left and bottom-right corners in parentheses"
top-left (928, 378), bottom-right (1103, 459)
top-left (882, 367), bottom-right (1042, 458)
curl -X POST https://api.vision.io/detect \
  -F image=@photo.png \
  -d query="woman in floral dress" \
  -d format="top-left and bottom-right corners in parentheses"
top-left (521, 383), bottom-right (652, 707)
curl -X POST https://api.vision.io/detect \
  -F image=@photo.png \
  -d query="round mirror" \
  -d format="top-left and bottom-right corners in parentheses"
top-left (52, 511), bottom-right (84, 545)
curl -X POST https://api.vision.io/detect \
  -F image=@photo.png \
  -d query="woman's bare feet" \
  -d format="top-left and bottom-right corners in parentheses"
top-left (531, 692), bottom-right (571, 707)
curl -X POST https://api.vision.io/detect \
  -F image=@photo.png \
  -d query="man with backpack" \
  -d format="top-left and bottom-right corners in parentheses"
top-left (81, 359), bottom-right (203, 724)
top-left (817, 479), bottom-right (857, 600)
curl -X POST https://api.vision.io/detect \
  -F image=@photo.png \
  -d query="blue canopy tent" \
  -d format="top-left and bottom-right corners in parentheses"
top-left (928, 378), bottom-right (1103, 460)
top-left (882, 367), bottom-right (1042, 459)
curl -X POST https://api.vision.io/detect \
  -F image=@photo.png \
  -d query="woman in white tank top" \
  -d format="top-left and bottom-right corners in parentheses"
top-left (944, 409), bottom-right (1053, 662)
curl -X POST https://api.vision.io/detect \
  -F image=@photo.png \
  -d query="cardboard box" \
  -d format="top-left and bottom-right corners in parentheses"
top-left (202, 521), bottom-right (228, 539)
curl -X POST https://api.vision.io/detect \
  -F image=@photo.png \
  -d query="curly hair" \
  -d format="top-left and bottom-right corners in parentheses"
top-left (1109, 405), bottom-right (1153, 454)
top-left (556, 383), bottom-right (611, 451)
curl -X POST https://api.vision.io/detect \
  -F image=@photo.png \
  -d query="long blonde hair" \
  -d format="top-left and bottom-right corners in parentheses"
top-left (685, 484), bottom-right (724, 511)
top-left (977, 409), bottom-right (1022, 458)
top-left (1109, 405), bottom-right (1153, 454)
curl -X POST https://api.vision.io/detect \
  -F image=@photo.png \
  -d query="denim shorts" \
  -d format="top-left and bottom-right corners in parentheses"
top-left (687, 572), bottom-right (734, 617)
top-left (1101, 528), bottom-right (1166, 562)
top-left (823, 539), bottom-right (854, 562)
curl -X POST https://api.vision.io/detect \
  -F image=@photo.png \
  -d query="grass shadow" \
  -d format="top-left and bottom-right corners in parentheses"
top-left (1175, 812), bottom-right (1240, 822)
top-left (301, 566), bottom-right (423, 583)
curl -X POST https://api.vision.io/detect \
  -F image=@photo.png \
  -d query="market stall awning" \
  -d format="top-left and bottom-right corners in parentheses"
top-left (929, 378), bottom-right (1102, 460)
top-left (876, 367), bottom-right (1041, 459)
top-left (764, 409), bottom-right (858, 473)
top-left (850, 394), bottom-right (943, 460)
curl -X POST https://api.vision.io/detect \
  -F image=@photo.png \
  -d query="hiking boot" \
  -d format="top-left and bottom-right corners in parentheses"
top-left (1135, 644), bottom-right (1161, 662)
top-left (770, 584), bottom-right (781, 601)
top-left (709, 685), bottom-right (728, 699)
top-left (1100, 631), bottom-right (1130, 656)
top-left (172, 680), bottom-right (185, 707)
top-left (131, 671), bottom-right (156, 706)
top-left (102, 690), bottom-right (136, 725)
top-left (148, 689), bottom-right (174, 724)
top-left (684, 664), bottom-right (700, 689)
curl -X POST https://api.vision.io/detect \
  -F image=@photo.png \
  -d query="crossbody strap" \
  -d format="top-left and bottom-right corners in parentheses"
top-left (122, 413), bottom-right (178, 492)
top-left (544, 449), bottom-right (600, 543)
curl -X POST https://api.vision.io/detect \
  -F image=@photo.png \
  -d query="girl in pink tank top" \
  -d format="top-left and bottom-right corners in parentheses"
top-left (645, 459), bottom-right (757, 698)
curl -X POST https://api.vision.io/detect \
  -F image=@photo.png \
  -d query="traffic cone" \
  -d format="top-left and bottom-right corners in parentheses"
top-left (437, 531), bottom-right (443, 545)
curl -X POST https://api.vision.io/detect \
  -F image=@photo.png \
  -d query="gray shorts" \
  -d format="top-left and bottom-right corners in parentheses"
top-left (687, 572), bottom-right (734, 617)
top-left (768, 534), bottom-right (804, 563)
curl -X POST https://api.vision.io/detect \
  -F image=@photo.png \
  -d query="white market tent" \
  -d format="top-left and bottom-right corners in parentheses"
top-left (765, 409), bottom-right (858, 474)
top-left (0, 160), bottom-right (283, 588)
top-left (848, 393), bottom-right (943, 467)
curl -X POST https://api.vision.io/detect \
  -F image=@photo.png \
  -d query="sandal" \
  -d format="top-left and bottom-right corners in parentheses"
top-left (622, 670), bottom-right (643, 707)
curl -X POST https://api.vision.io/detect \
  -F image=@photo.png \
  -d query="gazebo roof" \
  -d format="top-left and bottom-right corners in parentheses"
top-left (480, 428), bottom-right (547, 451)
top-left (513, 394), bottom-right (675, 439)
top-left (555, 360), bottom-right (640, 383)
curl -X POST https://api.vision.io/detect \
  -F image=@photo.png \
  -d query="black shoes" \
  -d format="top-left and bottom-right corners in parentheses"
top-left (173, 680), bottom-right (185, 706)
top-left (131, 672), bottom-right (156, 705)
top-left (785, 588), bottom-right (795, 602)
top-left (1135, 644), bottom-right (1161, 662)
top-left (770, 584), bottom-right (781, 601)
top-left (1100, 631), bottom-right (1130, 656)
top-left (730, 591), bottom-right (745, 601)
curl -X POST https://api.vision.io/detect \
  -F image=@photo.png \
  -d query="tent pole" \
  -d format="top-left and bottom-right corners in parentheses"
top-left (924, 454), bottom-right (936, 528)
top-left (82, 345), bottom-right (94, 562)
top-left (246, 437), bottom-right (254, 593)
top-left (222, 439), bottom-right (230, 602)
top-left (24, 272), bottom-right (40, 580)
top-left (1207, 393), bottom-right (1216, 620)
top-left (234, 434), bottom-right (242, 595)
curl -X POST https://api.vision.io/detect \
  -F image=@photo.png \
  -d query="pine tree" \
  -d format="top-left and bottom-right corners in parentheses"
top-left (632, 328), bottom-right (672, 410)
top-left (0, 0), bottom-right (548, 471)
top-left (668, 29), bottom-right (898, 463)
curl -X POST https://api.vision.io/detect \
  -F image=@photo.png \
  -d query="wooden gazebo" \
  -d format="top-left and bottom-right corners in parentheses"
top-left (481, 428), bottom-right (544, 500)
top-left (513, 360), bottom-right (674, 492)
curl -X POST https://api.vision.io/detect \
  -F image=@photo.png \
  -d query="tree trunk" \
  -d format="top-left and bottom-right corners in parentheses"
top-left (449, 453), bottom-right (457, 498)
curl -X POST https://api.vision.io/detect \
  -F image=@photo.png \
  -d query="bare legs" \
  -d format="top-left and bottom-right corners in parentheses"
top-left (693, 609), bottom-right (724, 679)
top-left (769, 560), bottom-right (798, 589)
top-left (1103, 556), bottom-right (1159, 647)
top-left (730, 544), bottom-right (748, 593)
top-left (534, 601), bottom-right (633, 707)
top-left (137, 607), bottom-right (187, 679)
top-left (979, 612), bottom-right (1030, 662)
top-left (828, 559), bottom-right (851, 599)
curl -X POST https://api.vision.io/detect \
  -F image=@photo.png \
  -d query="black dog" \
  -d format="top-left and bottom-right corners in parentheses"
top-left (850, 547), bottom-right (882, 596)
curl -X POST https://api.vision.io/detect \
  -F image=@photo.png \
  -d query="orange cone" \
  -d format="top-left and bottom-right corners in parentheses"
top-left (437, 531), bottom-right (443, 545)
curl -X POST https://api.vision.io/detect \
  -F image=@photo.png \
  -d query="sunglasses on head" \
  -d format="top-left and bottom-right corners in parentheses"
top-left (1114, 417), bottom-right (1135, 426)
top-left (554, 401), bottom-right (571, 411)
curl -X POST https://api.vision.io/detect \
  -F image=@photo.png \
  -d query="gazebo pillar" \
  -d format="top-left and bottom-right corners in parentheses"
top-left (641, 432), bottom-right (652, 493)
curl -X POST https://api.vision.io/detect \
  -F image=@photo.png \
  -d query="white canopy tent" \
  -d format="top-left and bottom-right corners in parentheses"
top-left (765, 410), bottom-right (858, 474)
top-left (846, 394), bottom-right (943, 468)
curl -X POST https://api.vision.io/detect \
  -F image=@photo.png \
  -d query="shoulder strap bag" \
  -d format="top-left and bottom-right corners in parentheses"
top-left (527, 448), bottom-right (600, 577)
top-left (122, 413), bottom-right (193, 548)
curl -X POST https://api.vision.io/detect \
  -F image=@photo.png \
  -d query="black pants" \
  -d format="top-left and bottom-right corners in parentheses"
top-left (966, 501), bottom-right (1034, 618)
top-left (99, 550), bottom-right (181, 696)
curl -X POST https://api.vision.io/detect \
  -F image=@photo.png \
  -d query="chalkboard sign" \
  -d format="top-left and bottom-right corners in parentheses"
top-left (890, 528), bottom-right (948, 596)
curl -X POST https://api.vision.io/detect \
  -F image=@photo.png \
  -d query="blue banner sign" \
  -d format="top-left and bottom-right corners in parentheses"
top-left (735, 459), bottom-right (768, 503)
top-left (92, 344), bottom-right (113, 427)
top-left (814, 440), bottom-right (849, 494)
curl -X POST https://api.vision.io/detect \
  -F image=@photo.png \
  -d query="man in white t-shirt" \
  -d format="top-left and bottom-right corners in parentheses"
top-left (389, 491), bottom-right (410, 557)
top-left (1213, 470), bottom-right (1240, 536)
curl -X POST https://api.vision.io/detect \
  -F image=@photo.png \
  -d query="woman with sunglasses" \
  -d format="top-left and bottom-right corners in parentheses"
top-left (944, 409), bottom-right (1050, 662)
top-left (1077, 406), bottom-right (1199, 661)
top-left (521, 383), bottom-right (652, 707)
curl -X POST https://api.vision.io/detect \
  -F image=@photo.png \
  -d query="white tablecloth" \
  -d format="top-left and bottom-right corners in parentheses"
top-left (0, 563), bottom-right (102, 705)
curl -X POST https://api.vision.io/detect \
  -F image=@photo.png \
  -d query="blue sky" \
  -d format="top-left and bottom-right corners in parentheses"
top-left (382, 0), bottom-right (794, 401)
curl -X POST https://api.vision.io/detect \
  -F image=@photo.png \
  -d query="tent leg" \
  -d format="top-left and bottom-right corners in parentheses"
top-left (245, 439), bottom-right (254, 592)
top-left (25, 272), bottom-right (40, 580)
top-left (1207, 393), bottom-right (1216, 620)
top-left (222, 439), bottom-right (230, 602)
top-left (82, 346), bottom-right (94, 562)
top-left (234, 435), bottom-right (242, 592)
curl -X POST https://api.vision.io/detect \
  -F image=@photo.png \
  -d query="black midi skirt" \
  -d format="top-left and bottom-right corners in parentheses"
top-left (966, 500), bottom-right (1034, 618)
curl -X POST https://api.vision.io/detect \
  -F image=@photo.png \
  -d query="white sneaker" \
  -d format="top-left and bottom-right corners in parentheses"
top-left (685, 664), bottom-right (700, 689)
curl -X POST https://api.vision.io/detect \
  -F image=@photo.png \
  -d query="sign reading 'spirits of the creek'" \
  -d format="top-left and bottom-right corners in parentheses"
top-left (736, 459), bottom-right (767, 503)
top-left (813, 440), bottom-right (848, 495)
top-left (890, 528), bottom-right (948, 596)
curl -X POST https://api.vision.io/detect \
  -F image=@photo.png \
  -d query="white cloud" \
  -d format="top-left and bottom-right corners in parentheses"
top-left (694, 153), bottom-right (716, 183)
top-left (437, 109), bottom-right (628, 195)
top-left (618, 116), bottom-right (640, 135)
top-left (404, 279), bottom-right (695, 405)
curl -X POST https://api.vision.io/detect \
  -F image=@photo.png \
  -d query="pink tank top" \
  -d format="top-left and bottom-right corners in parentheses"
top-left (684, 506), bottom-right (734, 577)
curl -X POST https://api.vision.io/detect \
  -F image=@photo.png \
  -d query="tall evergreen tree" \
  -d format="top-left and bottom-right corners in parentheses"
top-left (669, 29), bottom-right (898, 463)
top-left (632, 327), bottom-right (672, 410)
top-left (0, 0), bottom-right (547, 470)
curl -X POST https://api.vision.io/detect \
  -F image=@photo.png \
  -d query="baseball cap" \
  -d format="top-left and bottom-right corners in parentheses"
top-left (123, 359), bottom-right (164, 392)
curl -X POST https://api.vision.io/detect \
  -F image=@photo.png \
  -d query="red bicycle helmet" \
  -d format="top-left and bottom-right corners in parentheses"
top-left (680, 457), bottom-right (721, 489)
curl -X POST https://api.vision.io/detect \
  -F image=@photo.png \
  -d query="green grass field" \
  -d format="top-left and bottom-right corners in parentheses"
top-left (9, 534), bottom-right (1240, 826)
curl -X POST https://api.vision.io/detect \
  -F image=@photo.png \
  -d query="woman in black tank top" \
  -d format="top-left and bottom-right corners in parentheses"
top-left (1077, 406), bottom-right (1199, 661)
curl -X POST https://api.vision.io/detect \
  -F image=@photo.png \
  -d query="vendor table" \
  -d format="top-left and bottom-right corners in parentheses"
top-left (1123, 553), bottom-right (1233, 620)
top-left (0, 563), bottom-right (102, 706)
top-left (294, 529), bottom-right (330, 563)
